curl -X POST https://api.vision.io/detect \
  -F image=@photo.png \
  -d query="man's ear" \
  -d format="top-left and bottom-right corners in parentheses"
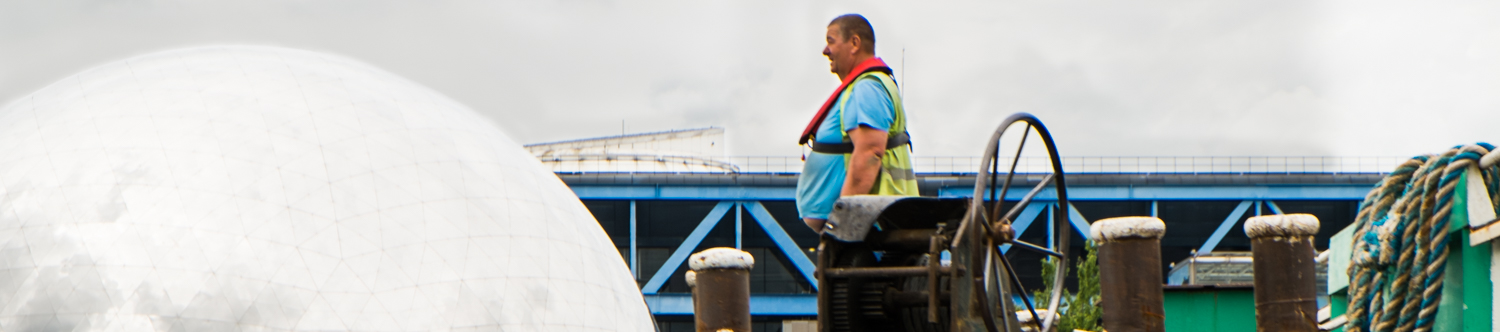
top-left (848, 35), bottom-right (863, 55)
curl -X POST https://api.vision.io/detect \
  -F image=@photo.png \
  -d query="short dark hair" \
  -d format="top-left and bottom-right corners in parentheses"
top-left (830, 14), bottom-right (875, 54)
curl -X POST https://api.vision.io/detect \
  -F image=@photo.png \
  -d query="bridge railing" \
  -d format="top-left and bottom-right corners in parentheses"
top-left (909, 156), bottom-right (1409, 174)
top-left (542, 156), bottom-right (1412, 174)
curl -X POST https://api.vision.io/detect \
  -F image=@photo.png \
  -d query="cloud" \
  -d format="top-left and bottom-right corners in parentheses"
top-left (2, 0), bottom-right (1498, 158)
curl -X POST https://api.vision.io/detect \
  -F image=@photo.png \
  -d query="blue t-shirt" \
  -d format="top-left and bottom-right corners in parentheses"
top-left (797, 77), bottom-right (895, 220)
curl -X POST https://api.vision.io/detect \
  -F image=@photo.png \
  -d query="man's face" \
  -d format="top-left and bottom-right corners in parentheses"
top-left (823, 24), bottom-right (857, 77)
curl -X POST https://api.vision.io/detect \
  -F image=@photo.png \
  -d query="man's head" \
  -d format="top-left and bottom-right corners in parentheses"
top-left (823, 14), bottom-right (876, 79)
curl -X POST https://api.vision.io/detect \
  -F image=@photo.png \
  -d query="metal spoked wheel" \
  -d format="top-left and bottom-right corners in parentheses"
top-left (959, 113), bottom-right (1070, 332)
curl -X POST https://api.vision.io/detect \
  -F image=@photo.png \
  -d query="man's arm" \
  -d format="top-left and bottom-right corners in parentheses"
top-left (841, 125), bottom-right (887, 196)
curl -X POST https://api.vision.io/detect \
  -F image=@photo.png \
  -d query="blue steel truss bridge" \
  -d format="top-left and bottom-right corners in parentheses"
top-left (551, 155), bottom-right (1400, 331)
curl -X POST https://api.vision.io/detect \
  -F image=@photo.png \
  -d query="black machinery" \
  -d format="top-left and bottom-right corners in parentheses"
top-left (815, 113), bottom-right (1072, 332)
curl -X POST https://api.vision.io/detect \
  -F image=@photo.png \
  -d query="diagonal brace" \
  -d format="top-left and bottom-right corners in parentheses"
top-left (641, 201), bottom-right (735, 294)
top-left (1265, 200), bottom-right (1285, 215)
top-left (1196, 200), bottom-right (1253, 256)
top-left (744, 201), bottom-right (819, 290)
top-left (1068, 203), bottom-right (1092, 241)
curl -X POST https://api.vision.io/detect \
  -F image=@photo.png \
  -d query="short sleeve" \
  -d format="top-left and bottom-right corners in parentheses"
top-left (841, 78), bottom-right (895, 132)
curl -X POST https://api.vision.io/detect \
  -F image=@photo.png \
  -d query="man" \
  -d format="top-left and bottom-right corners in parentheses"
top-left (797, 14), bottom-right (919, 234)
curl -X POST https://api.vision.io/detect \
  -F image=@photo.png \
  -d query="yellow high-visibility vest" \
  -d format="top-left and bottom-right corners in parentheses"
top-left (832, 71), bottom-right (919, 196)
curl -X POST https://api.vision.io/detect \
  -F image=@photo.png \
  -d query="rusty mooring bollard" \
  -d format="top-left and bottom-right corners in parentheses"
top-left (1092, 216), bottom-right (1167, 332)
top-left (1245, 214), bottom-right (1319, 332)
top-left (689, 247), bottom-right (754, 332)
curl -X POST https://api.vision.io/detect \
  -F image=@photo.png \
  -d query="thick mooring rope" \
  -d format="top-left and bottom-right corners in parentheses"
top-left (1344, 143), bottom-right (1500, 332)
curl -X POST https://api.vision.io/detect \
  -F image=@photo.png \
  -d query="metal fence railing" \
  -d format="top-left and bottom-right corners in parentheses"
top-left (541, 156), bottom-right (1412, 174)
top-left (909, 156), bottom-right (1409, 174)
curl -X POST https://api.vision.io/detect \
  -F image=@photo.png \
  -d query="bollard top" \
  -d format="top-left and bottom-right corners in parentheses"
top-left (1244, 214), bottom-right (1320, 238)
top-left (685, 270), bottom-right (697, 288)
top-left (689, 247), bottom-right (755, 270)
top-left (1090, 216), bottom-right (1166, 241)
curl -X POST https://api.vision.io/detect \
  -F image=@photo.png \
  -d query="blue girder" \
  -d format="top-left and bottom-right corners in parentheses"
top-left (570, 184), bottom-right (1372, 200)
top-left (645, 294), bottom-right (816, 316)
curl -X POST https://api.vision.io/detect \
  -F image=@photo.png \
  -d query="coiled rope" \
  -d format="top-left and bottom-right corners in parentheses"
top-left (1344, 143), bottom-right (1500, 332)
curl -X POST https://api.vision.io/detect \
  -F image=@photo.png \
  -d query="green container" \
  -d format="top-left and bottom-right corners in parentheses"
top-left (1163, 284), bottom-right (1256, 332)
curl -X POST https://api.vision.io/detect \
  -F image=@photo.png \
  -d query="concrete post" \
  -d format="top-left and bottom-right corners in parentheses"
top-left (1245, 214), bottom-right (1319, 332)
top-left (1092, 216), bottom-right (1167, 332)
top-left (689, 247), bottom-right (754, 332)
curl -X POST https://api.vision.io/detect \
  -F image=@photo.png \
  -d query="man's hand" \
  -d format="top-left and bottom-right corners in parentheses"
top-left (804, 218), bottom-right (827, 235)
top-left (841, 125), bottom-right (887, 196)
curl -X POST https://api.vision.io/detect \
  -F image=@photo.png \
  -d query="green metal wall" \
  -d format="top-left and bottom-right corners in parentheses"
top-left (1163, 286), bottom-right (1256, 332)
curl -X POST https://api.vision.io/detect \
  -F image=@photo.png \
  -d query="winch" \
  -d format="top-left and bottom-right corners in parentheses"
top-left (815, 113), bottom-right (1073, 332)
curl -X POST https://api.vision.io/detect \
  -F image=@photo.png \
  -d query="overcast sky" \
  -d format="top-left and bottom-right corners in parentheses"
top-left (4, 0), bottom-right (1499, 158)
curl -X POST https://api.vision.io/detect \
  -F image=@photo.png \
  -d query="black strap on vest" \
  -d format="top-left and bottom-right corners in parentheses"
top-left (809, 132), bottom-right (911, 154)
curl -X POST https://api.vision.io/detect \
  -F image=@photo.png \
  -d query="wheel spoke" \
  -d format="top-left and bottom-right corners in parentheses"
top-left (999, 173), bottom-right (1055, 224)
top-left (997, 251), bottom-right (1042, 329)
top-left (988, 138), bottom-right (999, 207)
top-left (989, 125), bottom-right (1031, 224)
top-left (1042, 205), bottom-right (1067, 332)
top-left (1007, 240), bottom-right (1062, 258)
top-left (976, 242), bottom-right (1003, 332)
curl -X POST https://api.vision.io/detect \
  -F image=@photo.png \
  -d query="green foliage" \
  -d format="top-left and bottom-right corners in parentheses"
top-left (1032, 241), bottom-right (1102, 332)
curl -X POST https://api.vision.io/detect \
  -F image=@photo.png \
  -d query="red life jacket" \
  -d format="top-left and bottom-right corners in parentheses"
top-left (798, 58), bottom-right (892, 145)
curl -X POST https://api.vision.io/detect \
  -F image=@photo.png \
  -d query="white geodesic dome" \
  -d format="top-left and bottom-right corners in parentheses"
top-left (0, 45), bottom-right (653, 331)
